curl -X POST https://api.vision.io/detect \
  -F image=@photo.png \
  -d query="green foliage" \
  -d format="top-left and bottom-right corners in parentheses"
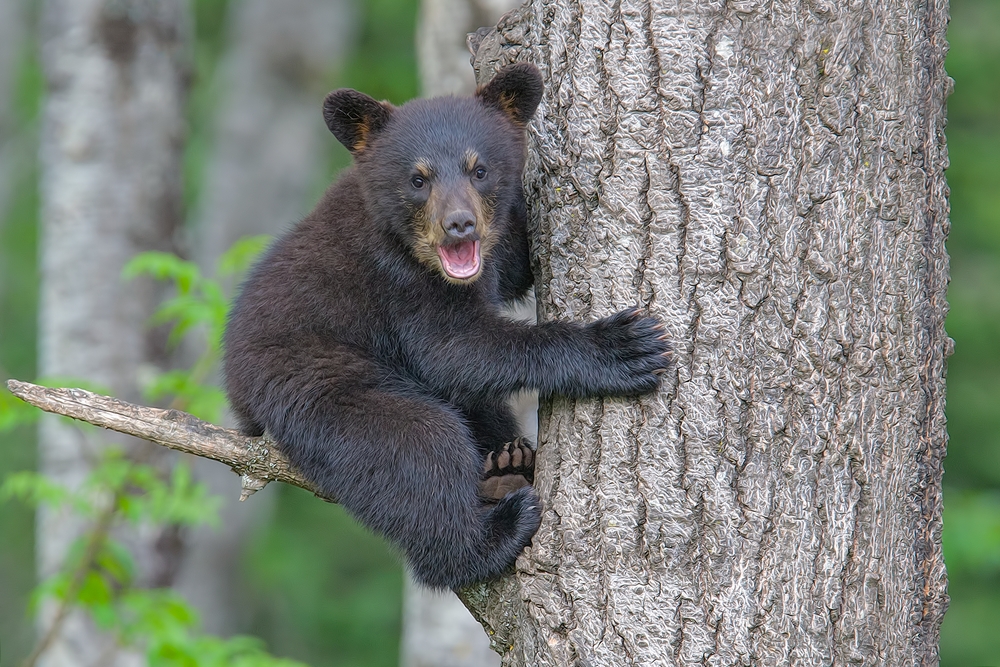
top-left (1, 470), bottom-right (93, 517)
top-left (0, 235), bottom-right (289, 665)
top-left (123, 234), bottom-right (270, 421)
top-left (1, 436), bottom-right (303, 667)
top-left (944, 489), bottom-right (1000, 574)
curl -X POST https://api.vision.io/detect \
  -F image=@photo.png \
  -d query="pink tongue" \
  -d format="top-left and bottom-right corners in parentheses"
top-left (438, 240), bottom-right (481, 279)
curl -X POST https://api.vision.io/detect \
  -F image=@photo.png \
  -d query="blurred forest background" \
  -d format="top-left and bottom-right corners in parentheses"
top-left (0, 0), bottom-right (997, 666)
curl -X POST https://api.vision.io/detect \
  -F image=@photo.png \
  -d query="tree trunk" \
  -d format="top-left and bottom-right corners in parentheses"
top-left (36, 1), bottom-right (190, 665)
top-left (0, 0), bottom-right (26, 222)
top-left (174, 0), bottom-right (355, 637)
top-left (189, 0), bottom-right (355, 267)
top-left (417, 0), bottom-right (518, 97)
top-left (464, 1), bottom-right (951, 665)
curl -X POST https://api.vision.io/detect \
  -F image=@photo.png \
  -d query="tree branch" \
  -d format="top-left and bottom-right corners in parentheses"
top-left (5, 379), bottom-right (334, 503)
top-left (5, 378), bottom-right (512, 635)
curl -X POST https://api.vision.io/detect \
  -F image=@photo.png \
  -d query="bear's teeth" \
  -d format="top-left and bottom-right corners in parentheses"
top-left (438, 240), bottom-right (481, 279)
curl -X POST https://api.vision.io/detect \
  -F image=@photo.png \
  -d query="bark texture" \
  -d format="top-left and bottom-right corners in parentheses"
top-left (176, 0), bottom-right (354, 636)
top-left (37, 2), bottom-right (189, 664)
top-left (465, 1), bottom-right (951, 665)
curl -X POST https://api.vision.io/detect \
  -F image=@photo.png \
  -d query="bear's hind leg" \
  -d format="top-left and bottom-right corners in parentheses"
top-left (268, 380), bottom-right (540, 589)
top-left (479, 437), bottom-right (536, 500)
top-left (461, 401), bottom-right (537, 500)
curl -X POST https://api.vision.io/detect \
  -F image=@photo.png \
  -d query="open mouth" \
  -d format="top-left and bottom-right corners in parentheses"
top-left (437, 240), bottom-right (481, 280)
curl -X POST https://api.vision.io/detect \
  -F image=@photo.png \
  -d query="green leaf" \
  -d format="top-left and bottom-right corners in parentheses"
top-left (94, 539), bottom-right (136, 589)
top-left (123, 252), bottom-right (203, 296)
top-left (151, 295), bottom-right (219, 348)
top-left (111, 459), bottom-right (220, 528)
top-left (0, 471), bottom-right (95, 515)
top-left (76, 569), bottom-right (115, 607)
top-left (142, 371), bottom-right (225, 422)
top-left (216, 235), bottom-right (271, 278)
top-left (146, 463), bottom-right (221, 527)
top-left (0, 387), bottom-right (40, 431)
top-left (30, 571), bottom-right (71, 611)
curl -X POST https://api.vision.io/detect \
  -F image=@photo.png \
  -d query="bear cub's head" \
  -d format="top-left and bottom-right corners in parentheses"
top-left (322, 64), bottom-right (543, 285)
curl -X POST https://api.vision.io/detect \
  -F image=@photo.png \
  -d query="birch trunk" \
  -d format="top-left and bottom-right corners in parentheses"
top-left (417, 0), bottom-right (519, 97)
top-left (189, 0), bottom-right (354, 267)
top-left (36, 1), bottom-right (189, 665)
top-left (175, 0), bottom-right (354, 637)
top-left (464, 1), bottom-right (951, 665)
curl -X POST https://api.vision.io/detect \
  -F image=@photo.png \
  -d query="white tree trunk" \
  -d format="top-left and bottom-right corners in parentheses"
top-left (463, 1), bottom-right (951, 665)
top-left (37, 1), bottom-right (190, 664)
top-left (417, 0), bottom-right (519, 97)
top-left (173, 0), bottom-right (355, 637)
top-left (190, 0), bottom-right (355, 267)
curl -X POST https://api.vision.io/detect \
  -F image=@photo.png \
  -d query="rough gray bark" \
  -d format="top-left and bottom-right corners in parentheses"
top-left (175, 0), bottom-right (355, 637)
top-left (463, 1), bottom-right (951, 665)
top-left (36, 2), bottom-right (190, 665)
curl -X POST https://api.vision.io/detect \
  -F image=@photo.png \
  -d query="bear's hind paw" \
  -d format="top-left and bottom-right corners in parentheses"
top-left (479, 437), bottom-right (535, 501)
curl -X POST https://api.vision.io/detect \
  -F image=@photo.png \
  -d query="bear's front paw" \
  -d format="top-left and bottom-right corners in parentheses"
top-left (588, 307), bottom-right (672, 396)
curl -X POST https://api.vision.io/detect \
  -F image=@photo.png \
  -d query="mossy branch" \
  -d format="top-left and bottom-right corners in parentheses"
top-left (4, 379), bottom-right (334, 503)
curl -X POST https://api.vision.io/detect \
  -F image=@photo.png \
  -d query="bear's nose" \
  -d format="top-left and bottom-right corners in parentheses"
top-left (443, 211), bottom-right (476, 239)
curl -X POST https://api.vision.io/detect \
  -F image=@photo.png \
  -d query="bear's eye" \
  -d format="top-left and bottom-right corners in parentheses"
top-left (411, 175), bottom-right (425, 189)
top-left (474, 167), bottom-right (488, 180)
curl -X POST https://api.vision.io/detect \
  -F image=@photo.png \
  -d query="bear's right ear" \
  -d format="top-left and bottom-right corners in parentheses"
top-left (323, 90), bottom-right (394, 155)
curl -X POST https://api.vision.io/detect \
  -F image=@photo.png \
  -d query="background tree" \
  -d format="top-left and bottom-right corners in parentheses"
top-left (35, 1), bottom-right (190, 664)
top-left (174, 0), bottom-right (356, 638)
top-left (460, 0), bottom-right (951, 663)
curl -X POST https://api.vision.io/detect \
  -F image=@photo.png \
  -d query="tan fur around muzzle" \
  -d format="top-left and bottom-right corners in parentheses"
top-left (412, 182), bottom-right (497, 284)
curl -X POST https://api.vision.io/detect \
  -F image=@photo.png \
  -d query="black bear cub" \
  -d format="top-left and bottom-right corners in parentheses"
top-left (223, 63), bottom-right (670, 589)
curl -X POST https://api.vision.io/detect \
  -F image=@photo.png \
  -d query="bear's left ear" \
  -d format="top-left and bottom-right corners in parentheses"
top-left (323, 89), bottom-right (394, 155)
top-left (476, 63), bottom-right (543, 127)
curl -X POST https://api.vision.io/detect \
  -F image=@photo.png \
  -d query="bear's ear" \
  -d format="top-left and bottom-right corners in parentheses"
top-left (323, 89), bottom-right (394, 154)
top-left (476, 63), bottom-right (543, 127)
